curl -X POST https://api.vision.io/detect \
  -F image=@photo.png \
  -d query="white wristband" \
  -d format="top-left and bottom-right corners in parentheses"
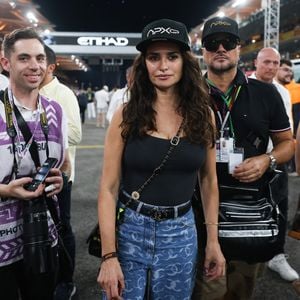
top-left (45, 184), bottom-right (56, 192)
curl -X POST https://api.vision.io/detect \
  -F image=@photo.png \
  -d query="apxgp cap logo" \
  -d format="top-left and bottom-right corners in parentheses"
top-left (147, 27), bottom-right (180, 37)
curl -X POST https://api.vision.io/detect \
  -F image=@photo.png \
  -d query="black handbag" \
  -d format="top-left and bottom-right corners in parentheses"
top-left (192, 172), bottom-right (281, 263)
top-left (218, 195), bottom-right (279, 263)
top-left (86, 223), bottom-right (102, 258)
top-left (86, 208), bottom-right (123, 258)
top-left (219, 172), bottom-right (282, 263)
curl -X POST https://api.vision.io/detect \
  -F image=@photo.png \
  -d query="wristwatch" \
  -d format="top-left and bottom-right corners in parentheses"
top-left (267, 153), bottom-right (277, 171)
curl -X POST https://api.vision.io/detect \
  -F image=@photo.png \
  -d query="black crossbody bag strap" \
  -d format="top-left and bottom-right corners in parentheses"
top-left (129, 120), bottom-right (185, 201)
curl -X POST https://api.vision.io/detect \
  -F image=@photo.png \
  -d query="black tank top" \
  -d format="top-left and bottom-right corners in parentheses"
top-left (121, 134), bottom-right (206, 206)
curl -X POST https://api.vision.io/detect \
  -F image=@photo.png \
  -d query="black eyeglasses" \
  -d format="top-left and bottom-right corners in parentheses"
top-left (203, 37), bottom-right (239, 52)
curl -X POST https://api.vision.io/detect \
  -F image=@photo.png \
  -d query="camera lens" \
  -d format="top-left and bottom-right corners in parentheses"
top-left (22, 196), bottom-right (57, 274)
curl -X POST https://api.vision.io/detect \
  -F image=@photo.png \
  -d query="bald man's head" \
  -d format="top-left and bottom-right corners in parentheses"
top-left (254, 47), bottom-right (280, 83)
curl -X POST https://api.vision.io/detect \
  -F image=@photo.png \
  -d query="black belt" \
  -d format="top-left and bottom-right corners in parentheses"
top-left (120, 193), bottom-right (191, 221)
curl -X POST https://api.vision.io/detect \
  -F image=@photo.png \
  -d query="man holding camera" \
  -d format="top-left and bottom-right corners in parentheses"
top-left (0, 28), bottom-right (70, 299)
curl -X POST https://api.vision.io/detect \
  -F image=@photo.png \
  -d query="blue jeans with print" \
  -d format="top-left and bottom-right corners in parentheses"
top-left (102, 203), bottom-right (198, 300)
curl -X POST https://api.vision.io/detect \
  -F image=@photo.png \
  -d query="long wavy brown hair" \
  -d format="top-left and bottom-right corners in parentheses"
top-left (121, 51), bottom-right (215, 146)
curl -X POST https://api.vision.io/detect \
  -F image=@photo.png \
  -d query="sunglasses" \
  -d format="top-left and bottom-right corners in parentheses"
top-left (203, 37), bottom-right (239, 52)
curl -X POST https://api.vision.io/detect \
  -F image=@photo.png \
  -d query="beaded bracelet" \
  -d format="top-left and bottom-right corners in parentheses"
top-left (101, 252), bottom-right (118, 264)
top-left (203, 222), bottom-right (219, 225)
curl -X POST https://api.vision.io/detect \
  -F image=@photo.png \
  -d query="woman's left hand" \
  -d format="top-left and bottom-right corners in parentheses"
top-left (44, 168), bottom-right (63, 197)
top-left (203, 241), bottom-right (226, 281)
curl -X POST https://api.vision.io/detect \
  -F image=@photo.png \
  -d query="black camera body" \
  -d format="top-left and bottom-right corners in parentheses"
top-left (22, 195), bottom-right (57, 274)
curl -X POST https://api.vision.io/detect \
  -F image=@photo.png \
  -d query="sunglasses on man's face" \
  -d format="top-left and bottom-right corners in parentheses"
top-left (203, 37), bottom-right (239, 52)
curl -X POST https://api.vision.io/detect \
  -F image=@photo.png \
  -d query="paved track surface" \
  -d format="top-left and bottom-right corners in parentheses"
top-left (71, 121), bottom-right (300, 300)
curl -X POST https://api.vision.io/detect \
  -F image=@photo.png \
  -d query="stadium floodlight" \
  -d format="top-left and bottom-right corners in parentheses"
top-left (232, 0), bottom-right (246, 8)
top-left (9, 2), bottom-right (16, 8)
top-left (26, 12), bottom-right (38, 23)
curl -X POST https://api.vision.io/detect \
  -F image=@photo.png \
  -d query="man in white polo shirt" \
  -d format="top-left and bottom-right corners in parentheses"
top-left (40, 45), bottom-right (82, 300)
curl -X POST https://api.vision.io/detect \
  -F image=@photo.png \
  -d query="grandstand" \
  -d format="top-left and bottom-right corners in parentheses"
top-left (1, 0), bottom-right (299, 77)
top-left (190, 0), bottom-right (300, 72)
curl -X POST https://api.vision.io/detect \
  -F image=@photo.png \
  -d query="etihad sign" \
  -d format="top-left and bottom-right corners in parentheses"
top-left (77, 36), bottom-right (129, 46)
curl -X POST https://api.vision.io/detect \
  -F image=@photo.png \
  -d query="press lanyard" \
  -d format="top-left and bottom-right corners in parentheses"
top-left (8, 89), bottom-right (41, 168)
top-left (217, 111), bottom-right (230, 138)
top-left (212, 84), bottom-right (242, 138)
top-left (3, 88), bottom-right (49, 178)
top-left (221, 85), bottom-right (241, 111)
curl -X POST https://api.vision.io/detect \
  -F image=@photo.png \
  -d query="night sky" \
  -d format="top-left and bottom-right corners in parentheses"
top-left (33, 0), bottom-right (228, 33)
top-left (32, 0), bottom-right (228, 88)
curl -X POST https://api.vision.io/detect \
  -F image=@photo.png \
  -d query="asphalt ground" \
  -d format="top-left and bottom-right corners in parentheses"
top-left (71, 120), bottom-right (300, 300)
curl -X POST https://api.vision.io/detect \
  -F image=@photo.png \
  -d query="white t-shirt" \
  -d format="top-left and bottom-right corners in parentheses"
top-left (0, 74), bottom-right (9, 91)
top-left (106, 85), bottom-right (129, 123)
top-left (94, 88), bottom-right (109, 110)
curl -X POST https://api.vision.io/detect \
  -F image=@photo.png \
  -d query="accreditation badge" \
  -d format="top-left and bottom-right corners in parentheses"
top-left (228, 147), bottom-right (244, 174)
top-left (216, 137), bottom-right (234, 163)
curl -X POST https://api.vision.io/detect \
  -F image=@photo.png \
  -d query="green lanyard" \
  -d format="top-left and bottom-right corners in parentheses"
top-left (206, 79), bottom-right (242, 138)
top-left (222, 85), bottom-right (242, 109)
top-left (220, 85), bottom-right (242, 138)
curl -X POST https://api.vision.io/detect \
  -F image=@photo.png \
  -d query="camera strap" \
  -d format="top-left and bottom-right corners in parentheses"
top-left (0, 89), bottom-right (49, 175)
top-left (0, 90), bottom-right (18, 180)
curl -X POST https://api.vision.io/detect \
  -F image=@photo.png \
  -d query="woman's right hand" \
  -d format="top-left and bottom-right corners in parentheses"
top-left (204, 240), bottom-right (226, 281)
top-left (97, 257), bottom-right (125, 300)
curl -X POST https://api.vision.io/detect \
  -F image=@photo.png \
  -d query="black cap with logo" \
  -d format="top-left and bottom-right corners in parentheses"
top-left (201, 17), bottom-right (240, 43)
top-left (136, 18), bottom-right (191, 52)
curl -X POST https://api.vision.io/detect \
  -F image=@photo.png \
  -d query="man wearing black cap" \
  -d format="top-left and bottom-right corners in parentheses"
top-left (192, 16), bottom-right (294, 300)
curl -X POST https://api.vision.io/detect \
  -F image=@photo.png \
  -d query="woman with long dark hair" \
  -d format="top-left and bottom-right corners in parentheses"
top-left (97, 18), bottom-right (225, 300)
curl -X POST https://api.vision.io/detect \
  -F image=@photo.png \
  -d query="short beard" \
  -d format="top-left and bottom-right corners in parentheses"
top-left (208, 61), bottom-right (237, 75)
top-left (281, 78), bottom-right (291, 84)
